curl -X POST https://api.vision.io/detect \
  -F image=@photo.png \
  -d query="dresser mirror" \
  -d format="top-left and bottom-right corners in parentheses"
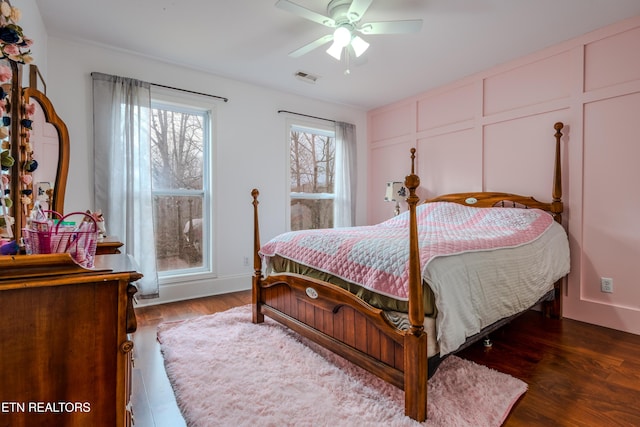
top-left (0, 63), bottom-right (69, 242)
top-left (22, 85), bottom-right (70, 215)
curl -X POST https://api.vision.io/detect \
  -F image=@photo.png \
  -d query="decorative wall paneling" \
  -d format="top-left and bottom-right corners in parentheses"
top-left (482, 51), bottom-right (573, 116)
top-left (367, 15), bottom-right (640, 334)
top-left (583, 26), bottom-right (640, 92)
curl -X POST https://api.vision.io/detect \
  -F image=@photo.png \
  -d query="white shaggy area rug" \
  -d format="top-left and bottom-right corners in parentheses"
top-left (157, 305), bottom-right (526, 427)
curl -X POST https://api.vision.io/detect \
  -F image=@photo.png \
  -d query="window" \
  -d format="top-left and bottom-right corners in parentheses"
top-left (150, 91), bottom-right (213, 276)
top-left (289, 123), bottom-right (335, 231)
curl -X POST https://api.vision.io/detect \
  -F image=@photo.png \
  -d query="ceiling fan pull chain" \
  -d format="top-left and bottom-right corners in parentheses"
top-left (344, 49), bottom-right (351, 75)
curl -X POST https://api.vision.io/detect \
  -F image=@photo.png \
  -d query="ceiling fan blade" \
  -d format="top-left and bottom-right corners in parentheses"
top-left (347, 0), bottom-right (373, 22)
top-left (288, 34), bottom-right (334, 58)
top-left (358, 20), bottom-right (423, 35)
top-left (275, 0), bottom-right (335, 27)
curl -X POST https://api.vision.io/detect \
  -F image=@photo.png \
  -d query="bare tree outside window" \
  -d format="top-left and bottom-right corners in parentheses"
top-left (151, 103), bottom-right (209, 272)
top-left (290, 126), bottom-right (335, 230)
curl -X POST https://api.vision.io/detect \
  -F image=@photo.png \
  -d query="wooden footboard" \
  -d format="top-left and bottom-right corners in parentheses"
top-left (257, 273), bottom-right (406, 388)
top-left (251, 147), bottom-right (428, 421)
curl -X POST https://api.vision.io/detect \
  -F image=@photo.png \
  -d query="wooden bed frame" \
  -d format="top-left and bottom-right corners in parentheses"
top-left (251, 122), bottom-right (565, 421)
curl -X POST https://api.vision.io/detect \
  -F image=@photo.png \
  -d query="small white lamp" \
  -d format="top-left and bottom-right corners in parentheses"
top-left (384, 181), bottom-right (406, 216)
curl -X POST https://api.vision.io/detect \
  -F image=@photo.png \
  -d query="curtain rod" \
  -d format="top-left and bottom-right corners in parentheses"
top-left (278, 110), bottom-right (335, 123)
top-left (151, 82), bottom-right (229, 102)
top-left (91, 72), bottom-right (229, 102)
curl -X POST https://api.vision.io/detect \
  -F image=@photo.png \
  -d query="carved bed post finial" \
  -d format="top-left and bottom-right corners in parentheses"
top-left (410, 147), bottom-right (416, 175)
top-left (251, 189), bottom-right (264, 324)
top-left (552, 122), bottom-right (564, 223)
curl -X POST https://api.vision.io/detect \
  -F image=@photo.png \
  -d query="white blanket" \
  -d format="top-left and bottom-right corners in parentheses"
top-left (425, 220), bottom-right (570, 355)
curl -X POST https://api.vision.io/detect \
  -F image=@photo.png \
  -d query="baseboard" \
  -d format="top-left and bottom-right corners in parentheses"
top-left (135, 273), bottom-right (252, 307)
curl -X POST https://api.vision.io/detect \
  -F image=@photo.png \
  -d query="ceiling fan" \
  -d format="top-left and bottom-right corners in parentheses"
top-left (276, 0), bottom-right (423, 61)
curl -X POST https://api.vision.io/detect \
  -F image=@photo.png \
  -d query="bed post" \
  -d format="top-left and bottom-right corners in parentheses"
top-left (251, 189), bottom-right (264, 324)
top-left (403, 148), bottom-right (428, 421)
top-left (546, 122), bottom-right (564, 319)
top-left (551, 122), bottom-right (564, 224)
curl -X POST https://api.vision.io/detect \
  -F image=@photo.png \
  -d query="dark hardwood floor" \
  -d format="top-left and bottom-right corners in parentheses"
top-left (132, 291), bottom-right (640, 426)
top-left (131, 290), bottom-right (252, 427)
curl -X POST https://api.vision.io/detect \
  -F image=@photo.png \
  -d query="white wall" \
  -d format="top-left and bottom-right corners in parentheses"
top-left (40, 37), bottom-right (367, 305)
top-left (13, 0), bottom-right (46, 85)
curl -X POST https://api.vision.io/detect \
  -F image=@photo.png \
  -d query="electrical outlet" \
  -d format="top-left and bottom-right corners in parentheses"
top-left (243, 256), bottom-right (249, 267)
top-left (600, 277), bottom-right (613, 293)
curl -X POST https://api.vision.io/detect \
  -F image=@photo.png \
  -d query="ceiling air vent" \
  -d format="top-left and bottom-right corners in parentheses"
top-left (294, 71), bottom-right (319, 84)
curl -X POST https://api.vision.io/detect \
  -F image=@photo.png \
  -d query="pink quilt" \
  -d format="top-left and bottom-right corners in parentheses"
top-left (260, 202), bottom-right (554, 300)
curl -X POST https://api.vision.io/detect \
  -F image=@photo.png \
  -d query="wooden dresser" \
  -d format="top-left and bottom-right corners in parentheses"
top-left (0, 253), bottom-right (142, 427)
top-left (96, 236), bottom-right (125, 255)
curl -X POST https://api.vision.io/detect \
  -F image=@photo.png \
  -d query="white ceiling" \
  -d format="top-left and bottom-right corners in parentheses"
top-left (35, 0), bottom-right (640, 110)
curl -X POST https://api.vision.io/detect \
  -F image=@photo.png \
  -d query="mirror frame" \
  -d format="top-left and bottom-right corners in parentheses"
top-left (3, 60), bottom-right (22, 239)
top-left (2, 63), bottom-right (69, 244)
top-left (22, 87), bottom-right (70, 217)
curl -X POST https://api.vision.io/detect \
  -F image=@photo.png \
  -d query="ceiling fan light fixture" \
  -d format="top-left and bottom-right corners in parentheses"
top-left (277, 0), bottom-right (423, 65)
top-left (326, 40), bottom-right (344, 60)
top-left (333, 26), bottom-right (352, 47)
top-left (351, 35), bottom-right (369, 57)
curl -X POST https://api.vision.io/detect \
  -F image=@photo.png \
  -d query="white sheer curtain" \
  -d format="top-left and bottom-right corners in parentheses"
top-left (334, 121), bottom-right (357, 227)
top-left (92, 72), bottom-right (159, 298)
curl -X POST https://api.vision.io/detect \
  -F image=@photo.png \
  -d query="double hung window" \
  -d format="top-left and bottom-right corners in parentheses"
top-left (150, 91), bottom-right (213, 276)
top-left (288, 123), bottom-right (336, 231)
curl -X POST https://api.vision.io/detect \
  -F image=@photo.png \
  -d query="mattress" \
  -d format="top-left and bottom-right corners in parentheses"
top-left (268, 219), bottom-right (570, 356)
top-left (269, 255), bottom-right (438, 316)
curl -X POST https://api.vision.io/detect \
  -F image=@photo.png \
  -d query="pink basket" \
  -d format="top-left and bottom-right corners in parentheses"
top-left (23, 211), bottom-right (99, 268)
